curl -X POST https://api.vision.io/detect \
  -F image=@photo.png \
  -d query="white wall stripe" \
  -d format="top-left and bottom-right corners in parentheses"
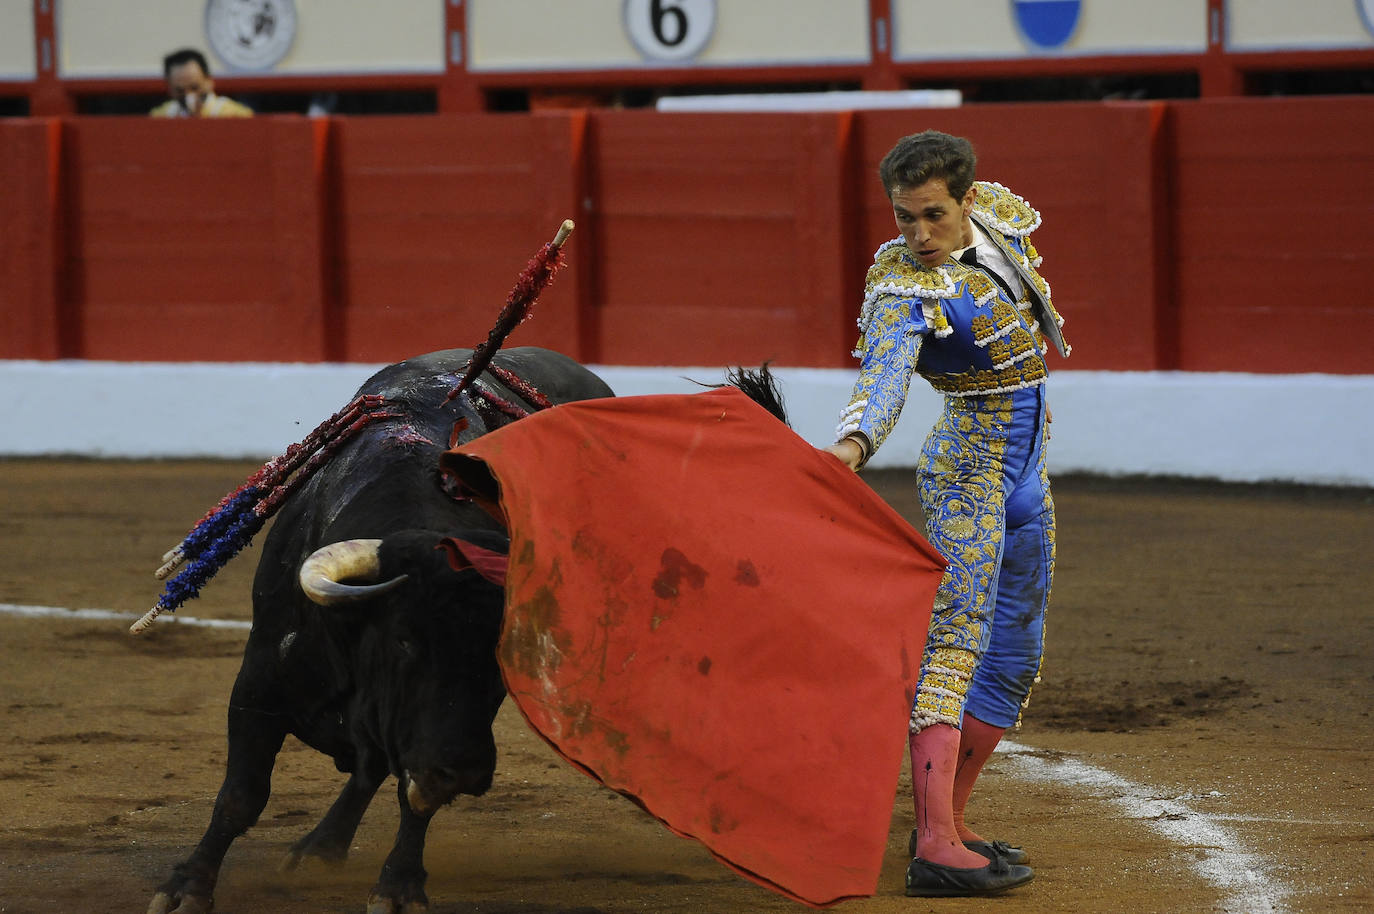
top-left (2, 361), bottom-right (1372, 486)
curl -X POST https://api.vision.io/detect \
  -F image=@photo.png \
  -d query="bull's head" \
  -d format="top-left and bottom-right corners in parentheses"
top-left (298, 530), bottom-right (510, 814)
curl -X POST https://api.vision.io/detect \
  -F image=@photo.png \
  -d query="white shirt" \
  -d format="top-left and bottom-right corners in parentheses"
top-left (953, 222), bottom-right (1025, 302)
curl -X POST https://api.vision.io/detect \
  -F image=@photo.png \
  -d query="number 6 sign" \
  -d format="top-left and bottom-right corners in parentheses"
top-left (623, 0), bottom-right (717, 62)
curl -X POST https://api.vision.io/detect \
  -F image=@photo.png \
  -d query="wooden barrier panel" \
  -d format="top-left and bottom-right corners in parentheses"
top-left (1170, 96), bottom-right (1374, 374)
top-left (0, 119), bottom-right (63, 359)
top-left (58, 117), bottom-right (329, 361)
top-left (3, 99), bottom-right (1372, 374)
top-left (587, 110), bottom-right (856, 367)
top-left (331, 112), bottom-right (589, 363)
top-left (855, 104), bottom-right (1171, 371)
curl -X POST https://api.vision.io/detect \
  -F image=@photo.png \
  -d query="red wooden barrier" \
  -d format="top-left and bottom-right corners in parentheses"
top-left (587, 110), bottom-right (855, 367)
top-left (0, 119), bottom-right (63, 359)
top-left (1170, 97), bottom-right (1374, 374)
top-left (3, 99), bottom-right (1372, 374)
top-left (331, 112), bottom-right (589, 363)
top-left (55, 117), bottom-right (330, 361)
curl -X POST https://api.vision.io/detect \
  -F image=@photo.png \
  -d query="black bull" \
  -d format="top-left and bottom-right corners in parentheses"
top-left (148, 346), bottom-right (618, 914)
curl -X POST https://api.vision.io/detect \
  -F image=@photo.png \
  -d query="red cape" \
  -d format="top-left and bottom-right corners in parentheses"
top-left (440, 387), bottom-right (944, 906)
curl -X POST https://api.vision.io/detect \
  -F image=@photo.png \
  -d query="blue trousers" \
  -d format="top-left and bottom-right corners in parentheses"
top-left (913, 386), bottom-right (1055, 730)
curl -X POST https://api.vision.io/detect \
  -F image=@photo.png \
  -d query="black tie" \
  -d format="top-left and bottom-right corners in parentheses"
top-left (960, 247), bottom-right (1018, 303)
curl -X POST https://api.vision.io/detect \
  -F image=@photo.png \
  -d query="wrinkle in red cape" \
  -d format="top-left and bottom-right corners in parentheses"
top-left (439, 387), bottom-right (945, 907)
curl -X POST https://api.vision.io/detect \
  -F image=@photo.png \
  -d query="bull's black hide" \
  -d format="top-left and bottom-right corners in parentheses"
top-left (147, 347), bottom-right (613, 914)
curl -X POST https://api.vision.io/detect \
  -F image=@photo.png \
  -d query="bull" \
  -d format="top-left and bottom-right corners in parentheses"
top-left (147, 345), bottom-right (615, 914)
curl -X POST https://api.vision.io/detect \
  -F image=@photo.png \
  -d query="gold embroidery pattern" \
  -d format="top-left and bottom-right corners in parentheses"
top-left (915, 397), bottom-right (1011, 672)
top-left (969, 182), bottom-right (1070, 353)
top-left (927, 360), bottom-right (1047, 396)
top-left (960, 270), bottom-right (997, 305)
top-left (855, 339), bottom-right (921, 451)
top-left (971, 181), bottom-right (1041, 237)
top-left (967, 300), bottom-right (1019, 348)
top-left (911, 646), bottom-right (977, 729)
top-left (841, 291), bottom-right (922, 454)
top-left (913, 393), bottom-right (1048, 732)
top-left (986, 327), bottom-right (1038, 369)
top-left (855, 242), bottom-right (958, 353)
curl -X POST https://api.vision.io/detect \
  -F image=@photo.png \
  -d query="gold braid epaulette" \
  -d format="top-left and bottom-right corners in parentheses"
top-left (854, 240), bottom-right (958, 353)
top-left (971, 181), bottom-right (1041, 237)
top-left (865, 242), bottom-right (960, 299)
top-left (970, 182), bottom-right (1070, 355)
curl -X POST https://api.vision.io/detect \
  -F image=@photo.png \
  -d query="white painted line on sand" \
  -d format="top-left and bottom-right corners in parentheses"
top-left (0, 602), bottom-right (251, 630)
top-left (1000, 740), bottom-right (1289, 913)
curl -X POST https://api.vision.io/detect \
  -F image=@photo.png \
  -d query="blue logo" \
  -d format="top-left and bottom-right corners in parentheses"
top-left (1012, 0), bottom-right (1082, 51)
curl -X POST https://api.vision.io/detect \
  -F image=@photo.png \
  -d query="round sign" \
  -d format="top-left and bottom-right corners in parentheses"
top-left (205, 0), bottom-right (298, 72)
top-left (623, 0), bottom-right (716, 63)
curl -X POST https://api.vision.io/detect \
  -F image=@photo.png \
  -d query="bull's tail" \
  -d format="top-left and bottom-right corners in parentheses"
top-left (701, 363), bottom-right (790, 426)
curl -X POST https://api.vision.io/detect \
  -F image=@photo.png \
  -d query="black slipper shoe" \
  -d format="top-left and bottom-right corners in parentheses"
top-left (965, 839), bottom-right (1029, 865)
top-left (905, 855), bottom-right (1034, 897)
top-left (907, 828), bottom-right (1029, 865)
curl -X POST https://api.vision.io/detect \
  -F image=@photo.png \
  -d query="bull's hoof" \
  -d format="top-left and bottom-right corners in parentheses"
top-left (280, 843), bottom-right (348, 873)
top-left (367, 895), bottom-right (428, 914)
top-left (281, 829), bottom-right (351, 872)
top-left (146, 890), bottom-right (214, 914)
top-left (279, 849), bottom-right (303, 873)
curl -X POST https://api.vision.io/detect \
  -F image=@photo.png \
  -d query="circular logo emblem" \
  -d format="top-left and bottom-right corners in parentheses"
top-left (205, 0), bottom-right (298, 72)
top-left (623, 0), bottom-right (716, 63)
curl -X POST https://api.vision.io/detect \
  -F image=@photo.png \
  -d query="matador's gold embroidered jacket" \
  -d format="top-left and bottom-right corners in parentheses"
top-left (835, 181), bottom-right (1069, 456)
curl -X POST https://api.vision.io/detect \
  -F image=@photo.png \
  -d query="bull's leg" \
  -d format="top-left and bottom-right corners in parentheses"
top-left (281, 757), bottom-right (387, 869)
top-left (366, 778), bottom-right (437, 914)
top-left (147, 703), bottom-right (287, 914)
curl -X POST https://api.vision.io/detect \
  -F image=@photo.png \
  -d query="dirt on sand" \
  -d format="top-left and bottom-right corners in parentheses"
top-left (0, 459), bottom-right (1370, 914)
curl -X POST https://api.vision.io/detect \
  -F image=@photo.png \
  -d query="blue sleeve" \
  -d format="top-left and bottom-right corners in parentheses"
top-left (834, 291), bottom-right (927, 459)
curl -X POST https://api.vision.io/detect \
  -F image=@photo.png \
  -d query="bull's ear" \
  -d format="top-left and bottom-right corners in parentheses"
top-left (437, 534), bottom-right (508, 586)
top-left (439, 453), bottom-right (507, 526)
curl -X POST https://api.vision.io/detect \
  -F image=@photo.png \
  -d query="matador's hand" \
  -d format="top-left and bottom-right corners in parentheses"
top-left (822, 438), bottom-right (864, 472)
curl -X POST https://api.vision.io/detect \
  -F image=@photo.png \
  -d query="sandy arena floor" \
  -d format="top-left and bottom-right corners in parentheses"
top-left (0, 459), bottom-right (1370, 913)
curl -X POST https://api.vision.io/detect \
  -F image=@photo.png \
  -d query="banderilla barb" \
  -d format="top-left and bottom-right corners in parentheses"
top-left (135, 220), bottom-right (576, 635)
top-left (446, 219), bottom-right (574, 403)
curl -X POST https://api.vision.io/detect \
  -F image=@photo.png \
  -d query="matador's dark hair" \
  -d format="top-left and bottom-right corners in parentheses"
top-left (878, 130), bottom-right (977, 200)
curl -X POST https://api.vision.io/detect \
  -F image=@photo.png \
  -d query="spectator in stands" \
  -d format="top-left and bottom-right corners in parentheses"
top-left (150, 49), bottom-right (252, 118)
top-left (824, 130), bottom-right (1069, 898)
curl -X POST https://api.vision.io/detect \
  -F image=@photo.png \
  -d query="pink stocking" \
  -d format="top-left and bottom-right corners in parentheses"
top-left (950, 714), bottom-right (1007, 844)
top-left (909, 723), bottom-right (988, 868)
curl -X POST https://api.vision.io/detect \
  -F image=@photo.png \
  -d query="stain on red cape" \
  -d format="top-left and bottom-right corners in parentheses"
top-left (439, 387), bottom-right (944, 907)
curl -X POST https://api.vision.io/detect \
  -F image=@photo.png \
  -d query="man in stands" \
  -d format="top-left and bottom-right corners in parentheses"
top-left (150, 49), bottom-right (253, 118)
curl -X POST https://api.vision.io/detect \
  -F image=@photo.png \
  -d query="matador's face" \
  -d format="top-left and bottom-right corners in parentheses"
top-left (889, 178), bottom-right (976, 269)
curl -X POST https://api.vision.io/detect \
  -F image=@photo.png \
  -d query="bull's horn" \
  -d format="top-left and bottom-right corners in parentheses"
top-left (299, 539), bottom-right (408, 605)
